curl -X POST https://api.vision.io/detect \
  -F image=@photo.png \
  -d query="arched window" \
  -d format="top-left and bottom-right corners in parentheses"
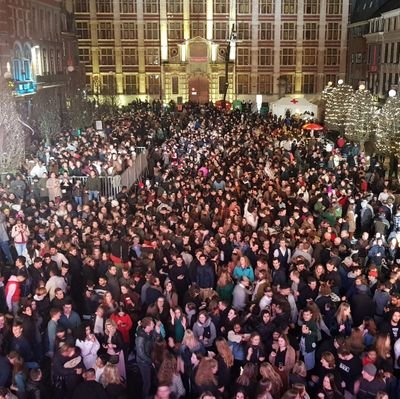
top-left (13, 43), bottom-right (23, 80)
top-left (23, 44), bottom-right (32, 80)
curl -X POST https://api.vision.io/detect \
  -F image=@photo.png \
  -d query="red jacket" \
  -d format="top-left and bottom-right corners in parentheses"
top-left (110, 313), bottom-right (133, 344)
top-left (5, 276), bottom-right (21, 311)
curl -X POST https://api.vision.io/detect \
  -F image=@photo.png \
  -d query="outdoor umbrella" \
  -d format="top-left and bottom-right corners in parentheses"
top-left (302, 123), bottom-right (324, 130)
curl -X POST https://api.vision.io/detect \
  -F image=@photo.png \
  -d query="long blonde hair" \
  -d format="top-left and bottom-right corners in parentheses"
top-left (259, 362), bottom-right (283, 398)
top-left (101, 363), bottom-right (121, 387)
top-left (181, 329), bottom-right (199, 350)
top-left (215, 338), bottom-right (234, 367)
top-left (335, 302), bottom-right (352, 324)
top-left (194, 357), bottom-right (217, 386)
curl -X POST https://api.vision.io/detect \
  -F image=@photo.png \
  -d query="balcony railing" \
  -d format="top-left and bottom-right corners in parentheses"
top-left (36, 73), bottom-right (68, 84)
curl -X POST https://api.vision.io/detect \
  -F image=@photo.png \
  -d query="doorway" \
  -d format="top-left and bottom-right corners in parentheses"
top-left (189, 76), bottom-right (209, 104)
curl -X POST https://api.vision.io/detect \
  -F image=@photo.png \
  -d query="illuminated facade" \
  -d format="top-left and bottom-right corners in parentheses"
top-left (75, 0), bottom-right (349, 104)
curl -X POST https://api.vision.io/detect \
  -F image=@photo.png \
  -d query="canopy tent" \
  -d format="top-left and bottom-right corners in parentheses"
top-left (271, 97), bottom-right (318, 118)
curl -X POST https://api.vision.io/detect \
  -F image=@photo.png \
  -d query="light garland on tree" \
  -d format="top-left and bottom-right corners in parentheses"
top-left (345, 85), bottom-right (376, 146)
top-left (325, 81), bottom-right (354, 132)
top-left (375, 91), bottom-right (400, 156)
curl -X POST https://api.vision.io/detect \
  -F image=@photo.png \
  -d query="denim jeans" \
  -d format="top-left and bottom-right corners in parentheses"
top-left (15, 243), bottom-right (27, 257)
top-left (88, 191), bottom-right (99, 201)
top-left (74, 196), bottom-right (83, 206)
top-left (0, 240), bottom-right (13, 264)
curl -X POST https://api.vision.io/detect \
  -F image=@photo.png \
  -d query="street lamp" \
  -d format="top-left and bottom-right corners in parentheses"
top-left (389, 89), bottom-right (397, 97)
top-left (338, 79), bottom-right (344, 85)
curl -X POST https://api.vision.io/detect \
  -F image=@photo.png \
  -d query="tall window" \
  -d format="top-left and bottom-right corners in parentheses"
top-left (259, 22), bottom-right (274, 40)
top-left (96, 0), bottom-right (113, 13)
top-left (303, 48), bottom-right (317, 65)
top-left (280, 48), bottom-right (296, 65)
top-left (79, 48), bottom-right (91, 64)
top-left (144, 22), bottom-right (159, 40)
top-left (171, 76), bottom-right (179, 94)
top-left (237, 75), bottom-right (250, 94)
top-left (121, 22), bottom-right (137, 40)
top-left (326, 23), bottom-right (341, 41)
top-left (219, 76), bottom-right (226, 94)
top-left (144, 0), bottom-right (159, 14)
top-left (237, 22), bottom-right (250, 40)
top-left (147, 74), bottom-right (160, 95)
top-left (258, 48), bottom-right (273, 65)
top-left (325, 74), bottom-right (337, 86)
top-left (326, 0), bottom-right (342, 14)
top-left (190, 0), bottom-right (206, 13)
top-left (302, 74), bottom-right (316, 93)
top-left (282, 0), bottom-right (297, 14)
top-left (100, 48), bottom-right (114, 65)
top-left (214, 0), bottom-right (228, 14)
top-left (258, 75), bottom-right (273, 94)
top-left (125, 75), bottom-right (138, 94)
top-left (237, 0), bottom-right (251, 14)
top-left (101, 74), bottom-right (116, 94)
top-left (280, 74), bottom-right (294, 93)
top-left (325, 48), bottom-right (339, 65)
top-left (281, 23), bottom-right (296, 40)
top-left (214, 22), bottom-right (228, 40)
top-left (145, 48), bottom-right (160, 65)
top-left (122, 48), bottom-right (138, 64)
top-left (120, 0), bottom-right (136, 13)
top-left (167, 0), bottom-right (183, 13)
top-left (303, 23), bottom-right (319, 40)
top-left (75, 0), bottom-right (89, 12)
top-left (191, 21), bottom-right (206, 38)
top-left (97, 22), bottom-right (114, 39)
top-left (76, 21), bottom-right (90, 39)
top-left (304, 0), bottom-right (319, 14)
top-left (259, 0), bottom-right (274, 13)
top-left (168, 22), bottom-right (183, 40)
top-left (237, 48), bottom-right (250, 65)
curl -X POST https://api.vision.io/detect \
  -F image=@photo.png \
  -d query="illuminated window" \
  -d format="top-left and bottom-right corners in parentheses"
top-left (168, 22), bottom-right (183, 40)
top-left (214, 0), bottom-right (228, 14)
top-left (167, 0), bottom-right (183, 13)
top-left (147, 74), bottom-right (160, 95)
top-left (282, 0), bottom-right (297, 14)
top-left (191, 21), bottom-right (206, 38)
top-left (101, 74), bottom-right (116, 94)
top-left (303, 74), bottom-right (316, 93)
top-left (145, 48), bottom-right (160, 65)
top-left (237, 48), bottom-right (250, 65)
top-left (326, 22), bottom-right (341, 41)
top-left (214, 22), bottom-right (228, 40)
top-left (172, 76), bottom-right (179, 94)
top-left (120, 0), bottom-right (136, 13)
top-left (79, 48), bottom-right (91, 64)
top-left (76, 21), bottom-right (90, 39)
top-left (144, 0), bottom-right (159, 13)
top-left (121, 22), bottom-right (137, 40)
top-left (281, 22), bottom-right (296, 41)
top-left (303, 48), bottom-right (317, 65)
top-left (191, 0), bottom-right (206, 13)
top-left (237, 74), bottom-right (250, 94)
top-left (259, 0), bottom-right (274, 13)
top-left (237, 22), bottom-right (251, 40)
top-left (280, 48), bottom-right (296, 65)
top-left (303, 23), bottom-right (319, 40)
top-left (259, 22), bottom-right (274, 40)
top-left (99, 48), bottom-right (114, 65)
top-left (96, 0), bottom-right (113, 13)
top-left (238, 0), bottom-right (251, 14)
top-left (122, 48), bottom-right (138, 65)
top-left (325, 48), bottom-right (340, 65)
top-left (304, 0), bottom-right (319, 14)
top-left (125, 75), bottom-right (138, 94)
top-left (144, 22), bottom-right (159, 40)
top-left (258, 48), bottom-right (273, 65)
top-left (75, 0), bottom-right (89, 12)
top-left (258, 75), bottom-right (273, 94)
top-left (326, 0), bottom-right (342, 14)
top-left (280, 74), bottom-right (294, 93)
top-left (97, 22), bottom-right (114, 40)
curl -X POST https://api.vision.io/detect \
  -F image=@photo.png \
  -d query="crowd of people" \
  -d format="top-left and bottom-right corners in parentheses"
top-left (0, 102), bottom-right (399, 399)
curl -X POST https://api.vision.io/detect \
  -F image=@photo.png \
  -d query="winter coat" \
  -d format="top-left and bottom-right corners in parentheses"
top-left (196, 264), bottom-right (215, 289)
top-left (0, 213), bottom-right (9, 242)
top-left (192, 317), bottom-right (217, 347)
top-left (46, 177), bottom-right (61, 201)
top-left (135, 327), bottom-right (158, 365)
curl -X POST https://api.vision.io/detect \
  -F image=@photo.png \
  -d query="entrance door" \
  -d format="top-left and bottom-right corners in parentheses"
top-left (189, 77), bottom-right (209, 104)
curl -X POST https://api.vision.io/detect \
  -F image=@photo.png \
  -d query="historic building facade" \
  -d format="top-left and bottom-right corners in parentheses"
top-left (74, 0), bottom-right (349, 104)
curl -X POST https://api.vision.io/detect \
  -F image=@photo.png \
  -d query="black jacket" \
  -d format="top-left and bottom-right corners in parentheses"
top-left (73, 380), bottom-right (108, 399)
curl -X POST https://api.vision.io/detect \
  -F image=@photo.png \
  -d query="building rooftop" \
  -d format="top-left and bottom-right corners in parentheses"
top-left (351, 0), bottom-right (399, 22)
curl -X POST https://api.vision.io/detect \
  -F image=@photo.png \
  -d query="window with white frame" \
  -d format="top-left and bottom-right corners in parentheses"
top-left (237, 22), bottom-right (251, 40)
top-left (259, 22), bottom-right (274, 40)
top-left (122, 48), bottom-right (138, 65)
top-left (100, 48), bottom-right (114, 65)
top-left (259, 0), bottom-right (274, 13)
top-left (144, 0), bottom-right (159, 13)
top-left (79, 48), bottom-right (91, 64)
top-left (121, 22), bottom-right (137, 40)
top-left (326, 22), bottom-right (341, 41)
top-left (76, 21), bottom-right (90, 39)
top-left (302, 74), bottom-right (316, 93)
top-left (280, 48), bottom-right (296, 65)
top-left (145, 48), bottom-right (160, 65)
top-left (214, 0), bottom-right (228, 14)
top-left (237, 74), bottom-right (250, 94)
top-left (191, 21), bottom-right (206, 38)
top-left (303, 22), bottom-right (319, 40)
top-left (168, 22), bottom-right (183, 40)
top-left (75, 0), bottom-right (89, 12)
top-left (258, 74), bottom-right (273, 94)
top-left (144, 22), bottom-right (159, 40)
top-left (282, 0), bottom-right (297, 14)
top-left (120, 0), bottom-right (136, 13)
top-left (171, 76), bottom-right (179, 94)
top-left (190, 0), bottom-right (206, 13)
top-left (147, 74), bottom-right (160, 94)
top-left (326, 0), bottom-right (342, 14)
top-left (214, 22), bottom-right (228, 40)
top-left (281, 22), bottom-right (296, 40)
top-left (97, 22), bottom-right (114, 39)
top-left (303, 48), bottom-right (317, 65)
top-left (96, 0), bottom-right (113, 13)
top-left (167, 0), bottom-right (183, 13)
top-left (237, 0), bottom-right (251, 14)
top-left (304, 0), bottom-right (319, 14)
top-left (125, 75), bottom-right (138, 94)
top-left (258, 48), bottom-right (273, 65)
top-left (325, 48), bottom-right (339, 65)
top-left (237, 48), bottom-right (250, 65)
